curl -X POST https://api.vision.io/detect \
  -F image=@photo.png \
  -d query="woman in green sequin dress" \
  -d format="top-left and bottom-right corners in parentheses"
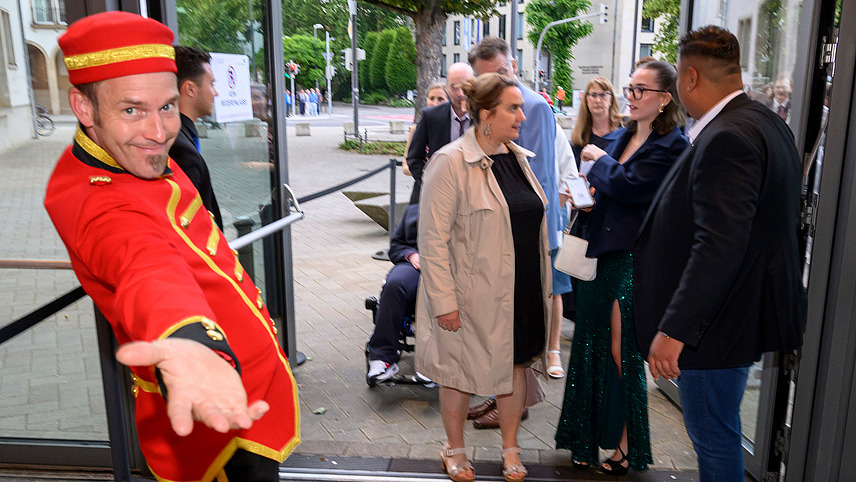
top-left (555, 61), bottom-right (688, 474)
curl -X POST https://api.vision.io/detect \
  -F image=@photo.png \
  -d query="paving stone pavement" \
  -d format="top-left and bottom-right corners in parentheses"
top-left (0, 123), bottom-right (697, 472)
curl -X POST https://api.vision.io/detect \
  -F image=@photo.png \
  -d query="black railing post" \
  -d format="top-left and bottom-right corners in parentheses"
top-left (388, 158), bottom-right (398, 245)
top-left (233, 216), bottom-right (256, 282)
top-left (94, 306), bottom-right (133, 482)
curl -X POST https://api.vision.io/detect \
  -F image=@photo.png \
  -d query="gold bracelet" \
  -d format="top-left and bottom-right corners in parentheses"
top-left (660, 331), bottom-right (672, 339)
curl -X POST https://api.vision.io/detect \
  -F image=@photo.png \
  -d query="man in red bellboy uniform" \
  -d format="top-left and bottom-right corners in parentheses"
top-left (44, 12), bottom-right (299, 482)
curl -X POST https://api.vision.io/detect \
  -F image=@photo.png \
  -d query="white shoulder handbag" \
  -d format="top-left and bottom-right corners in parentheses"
top-left (554, 209), bottom-right (597, 281)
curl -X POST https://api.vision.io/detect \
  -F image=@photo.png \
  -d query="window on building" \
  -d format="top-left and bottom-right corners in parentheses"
top-left (454, 20), bottom-right (461, 45)
top-left (33, 0), bottom-right (55, 24)
top-left (1, 10), bottom-right (15, 67)
top-left (639, 43), bottom-right (653, 58)
top-left (641, 16), bottom-right (654, 32)
top-left (483, 19), bottom-right (490, 37)
top-left (517, 13), bottom-right (524, 39)
top-left (442, 22), bottom-right (447, 46)
top-left (737, 18), bottom-right (751, 70)
top-left (441, 54), bottom-right (447, 77)
top-left (32, 0), bottom-right (65, 25)
top-left (517, 49), bottom-right (523, 75)
top-left (499, 15), bottom-right (506, 40)
top-left (453, 53), bottom-right (460, 64)
top-left (500, 1), bottom-right (507, 5)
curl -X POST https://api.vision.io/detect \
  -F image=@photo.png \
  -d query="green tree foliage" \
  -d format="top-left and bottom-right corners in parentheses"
top-left (360, 32), bottom-right (381, 92)
top-left (362, 0), bottom-right (498, 117)
top-left (642, 0), bottom-right (680, 63)
top-left (277, 0), bottom-right (405, 100)
top-left (385, 27), bottom-right (417, 95)
top-left (370, 29), bottom-right (397, 93)
top-left (525, 0), bottom-right (593, 95)
top-left (282, 35), bottom-right (327, 88)
top-left (176, 0), bottom-right (250, 55)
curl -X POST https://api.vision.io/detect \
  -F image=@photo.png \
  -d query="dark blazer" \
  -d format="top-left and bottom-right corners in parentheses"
top-left (580, 126), bottom-right (688, 258)
top-left (406, 102), bottom-right (452, 204)
top-left (388, 204), bottom-right (418, 265)
top-left (170, 113), bottom-right (223, 229)
top-left (634, 94), bottom-right (807, 369)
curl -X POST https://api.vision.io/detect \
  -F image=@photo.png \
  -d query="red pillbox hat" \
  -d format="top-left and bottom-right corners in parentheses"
top-left (59, 11), bottom-right (176, 85)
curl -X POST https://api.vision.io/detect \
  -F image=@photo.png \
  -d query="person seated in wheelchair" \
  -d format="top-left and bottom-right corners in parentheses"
top-left (366, 203), bottom-right (423, 386)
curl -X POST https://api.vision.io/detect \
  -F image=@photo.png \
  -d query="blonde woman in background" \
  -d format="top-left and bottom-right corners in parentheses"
top-left (403, 82), bottom-right (448, 176)
top-left (570, 76), bottom-right (624, 165)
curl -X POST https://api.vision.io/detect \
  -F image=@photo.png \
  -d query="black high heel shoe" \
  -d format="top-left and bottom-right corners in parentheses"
top-left (599, 447), bottom-right (629, 476)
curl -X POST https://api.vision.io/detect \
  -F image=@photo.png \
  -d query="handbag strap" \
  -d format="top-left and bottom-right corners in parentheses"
top-left (563, 202), bottom-right (579, 235)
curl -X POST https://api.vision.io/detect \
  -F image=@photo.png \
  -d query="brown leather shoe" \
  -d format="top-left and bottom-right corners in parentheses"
top-left (467, 398), bottom-right (496, 420)
top-left (472, 406), bottom-right (528, 429)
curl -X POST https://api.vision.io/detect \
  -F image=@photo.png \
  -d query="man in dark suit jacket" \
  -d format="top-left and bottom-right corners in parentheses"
top-left (405, 62), bottom-right (474, 205)
top-left (170, 46), bottom-right (223, 229)
top-left (635, 26), bottom-right (806, 481)
top-left (366, 204), bottom-right (421, 386)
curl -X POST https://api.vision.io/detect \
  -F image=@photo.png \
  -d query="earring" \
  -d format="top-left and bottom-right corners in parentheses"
top-left (658, 104), bottom-right (665, 114)
top-left (484, 124), bottom-right (491, 137)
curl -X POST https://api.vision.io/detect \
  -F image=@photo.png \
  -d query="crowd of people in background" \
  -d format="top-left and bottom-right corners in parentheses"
top-left (284, 87), bottom-right (326, 117)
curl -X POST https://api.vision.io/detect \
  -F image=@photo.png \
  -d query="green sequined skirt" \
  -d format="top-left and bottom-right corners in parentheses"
top-left (555, 251), bottom-right (652, 471)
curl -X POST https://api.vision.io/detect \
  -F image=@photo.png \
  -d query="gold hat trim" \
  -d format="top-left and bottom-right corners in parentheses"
top-left (64, 43), bottom-right (174, 71)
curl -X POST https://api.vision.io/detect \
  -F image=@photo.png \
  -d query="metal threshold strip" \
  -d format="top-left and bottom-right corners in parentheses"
top-left (279, 454), bottom-right (699, 481)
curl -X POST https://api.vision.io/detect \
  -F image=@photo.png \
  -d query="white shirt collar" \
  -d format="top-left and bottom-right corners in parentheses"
top-left (687, 90), bottom-right (744, 143)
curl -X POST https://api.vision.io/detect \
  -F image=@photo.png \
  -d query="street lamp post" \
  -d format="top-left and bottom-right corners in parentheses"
top-left (325, 31), bottom-right (333, 117)
top-left (313, 24), bottom-right (323, 91)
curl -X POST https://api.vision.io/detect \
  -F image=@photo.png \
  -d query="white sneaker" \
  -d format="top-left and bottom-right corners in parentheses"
top-left (367, 360), bottom-right (399, 386)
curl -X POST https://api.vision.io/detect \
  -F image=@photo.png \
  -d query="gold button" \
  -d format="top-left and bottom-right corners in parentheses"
top-left (232, 249), bottom-right (239, 256)
top-left (206, 329), bottom-right (224, 341)
top-left (200, 318), bottom-right (216, 330)
top-left (272, 325), bottom-right (278, 335)
top-left (207, 248), bottom-right (217, 256)
top-left (256, 287), bottom-right (262, 295)
top-left (236, 272), bottom-right (243, 282)
top-left (209, 211), bottom-right (215, 219)
top-left (132, 384), bottom-right (139, 397)
top-left (180, 217), bottom-right (189, 229)
top-left (257, 299), bottom-right (264, 309)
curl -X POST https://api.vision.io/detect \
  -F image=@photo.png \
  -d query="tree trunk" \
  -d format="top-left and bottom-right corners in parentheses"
top-left (411, 6), bottom-right (447, 122)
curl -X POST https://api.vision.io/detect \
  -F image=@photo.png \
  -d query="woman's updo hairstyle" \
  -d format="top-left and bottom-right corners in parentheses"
top-left (461, 73), bottom-right (518, 126)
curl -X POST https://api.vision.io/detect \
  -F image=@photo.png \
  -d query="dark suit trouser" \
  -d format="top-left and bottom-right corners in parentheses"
top-left (366, 263), bottom-right (419, 363)
top-left (220, 449), bottom-right (279, 481)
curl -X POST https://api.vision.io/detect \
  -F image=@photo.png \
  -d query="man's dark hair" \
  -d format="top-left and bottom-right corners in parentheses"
top-left (468, 36), bottom-right (511, 66)
top-left (678, 25), bottom-right (741, 76)
top-left (175, 46), bottom-right (212, 87)
top-left (75, 82), bottom-right (101, 125)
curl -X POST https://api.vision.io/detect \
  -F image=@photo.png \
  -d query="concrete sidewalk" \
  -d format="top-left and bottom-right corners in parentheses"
top-left (0, 123), bottom-right (698, 475)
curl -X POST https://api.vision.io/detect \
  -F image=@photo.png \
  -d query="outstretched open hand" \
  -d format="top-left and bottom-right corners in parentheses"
top-left (116, 338), bottom-right (269, 437)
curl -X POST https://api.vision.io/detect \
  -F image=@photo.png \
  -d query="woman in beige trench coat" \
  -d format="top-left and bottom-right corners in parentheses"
top-left (416, 73), bottom-right (551, 482)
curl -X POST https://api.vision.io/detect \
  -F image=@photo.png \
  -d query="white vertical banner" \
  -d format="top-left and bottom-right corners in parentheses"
top-left (210, 53), bottom-right (253, 123)
top-left (462, 17), bottom-right (470, 51)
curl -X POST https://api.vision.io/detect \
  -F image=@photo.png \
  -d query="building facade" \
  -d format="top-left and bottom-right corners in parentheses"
top-left (439, 0), bottom-right (666, 109)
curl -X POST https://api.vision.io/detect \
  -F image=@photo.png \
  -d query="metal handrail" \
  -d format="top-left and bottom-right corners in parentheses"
top-left (0, 259), bottom-right (72, 269)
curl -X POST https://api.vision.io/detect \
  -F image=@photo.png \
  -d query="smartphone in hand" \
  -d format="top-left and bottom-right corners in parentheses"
top-left (565, 177), bottom-right (594, 209)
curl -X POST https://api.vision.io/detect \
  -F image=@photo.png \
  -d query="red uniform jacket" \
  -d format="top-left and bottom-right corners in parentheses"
top-left (44, 128), bottom-right (300, 482)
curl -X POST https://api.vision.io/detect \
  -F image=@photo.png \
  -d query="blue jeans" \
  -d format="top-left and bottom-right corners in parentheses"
top-left (677, 365), bottom-right (750, 482)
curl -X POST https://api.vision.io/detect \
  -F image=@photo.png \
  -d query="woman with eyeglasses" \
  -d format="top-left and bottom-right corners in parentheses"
top-left (570, 76), bottom-right (624, 164)
top-left (555, 60), bottom-right (688, 476)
